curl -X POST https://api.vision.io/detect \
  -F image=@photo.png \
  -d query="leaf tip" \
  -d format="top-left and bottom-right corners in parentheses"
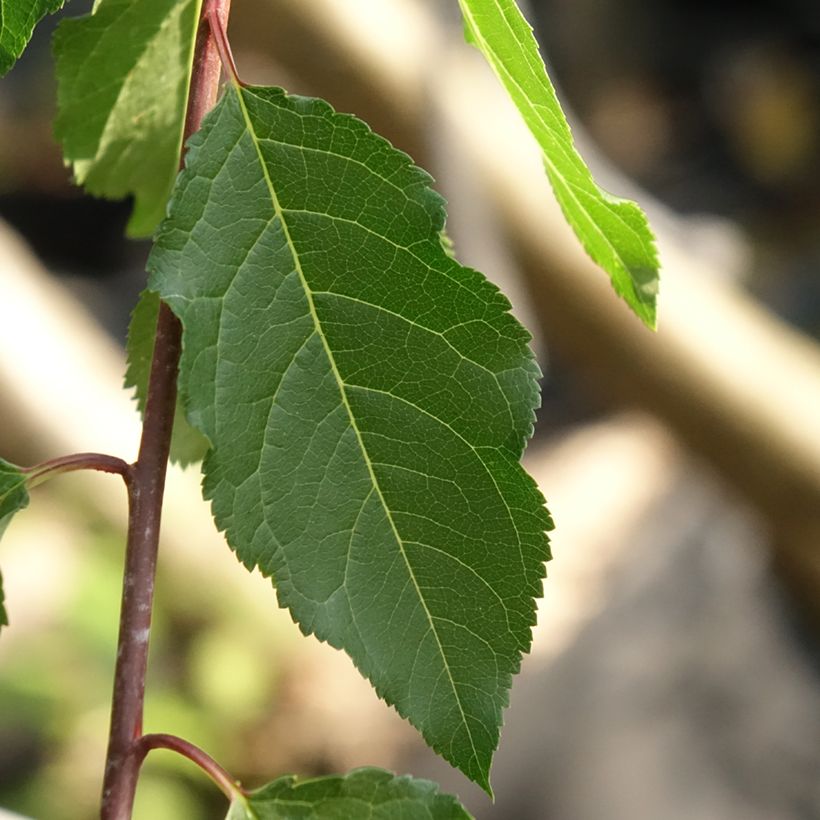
top-left (476, 770), bottom-right (494, 800)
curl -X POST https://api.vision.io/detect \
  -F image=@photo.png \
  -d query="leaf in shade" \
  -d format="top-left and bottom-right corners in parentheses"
top-left (0, 457), bottom-right (30, 628)
top-left (149, 83), bottom-right (552, 792)
top-left (458, 0), bottom-right (659, 328)
top-left (0, 0), bottom-right (64, 76)
top-left (226, 768), bottom-right (472, 820)
top-left (53, 0), bottom-right (202, 236)
top-left (125, 290), bottom-right (210, 466)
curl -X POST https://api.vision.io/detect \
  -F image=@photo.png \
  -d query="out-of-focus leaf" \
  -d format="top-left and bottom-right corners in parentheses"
top-left (124, 290), bottom-right (210, 466)
top-left (458, 0), bottom-right (659, 327)
top-left (0, 0), bottom-right (64, 76)
top-left (0, 457), bottom-right (30, 627)
top-left (53, 0), bottom-right (202, 236)
top-left (226, 768), bottom-right (472, 820)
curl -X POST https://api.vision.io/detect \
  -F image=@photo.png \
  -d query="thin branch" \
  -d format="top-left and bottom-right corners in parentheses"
top-left (100, 1), bottom-right (232, 817)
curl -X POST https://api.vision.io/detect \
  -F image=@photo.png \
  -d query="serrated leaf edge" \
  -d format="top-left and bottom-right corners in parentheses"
top-left (153, 83), bottom-right (552, 794)
top-left (232, 82), bottom-right (489, 790)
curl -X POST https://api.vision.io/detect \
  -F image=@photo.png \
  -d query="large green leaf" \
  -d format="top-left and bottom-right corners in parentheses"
top-left (0, 457), bottom-right (30, 628)
top-left (458, 0), bottom-right (659, 328)
top-left (0, 0), bottom-right (64, 76)
top-left (149, 83), bottom-right (552, 792)
top-left (53, 0), bottom-right (202, 237)
top-left (226, 768), bottom-right (472, 820)
top-left (125, 290), bottom-right (210, 466)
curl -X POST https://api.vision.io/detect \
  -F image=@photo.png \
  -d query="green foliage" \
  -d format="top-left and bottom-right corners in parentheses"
top-left (226, 768), bottom-right (471, 820)
top-left (458, 0), bottom-right (659, 328)
top-left (148, 82), bottom-right (552, 792)
top-left (0, 0), bottom-right (665, 812)
top-left (125, 290), bottom-right (210, 466)
top-left (53, 0), bottom-right (203, 237)
top-left (0, 0), bottom-right (63, 76)
top-left (0, 457), bottom-right (30, 627)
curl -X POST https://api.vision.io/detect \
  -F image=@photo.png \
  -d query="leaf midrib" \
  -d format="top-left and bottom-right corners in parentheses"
top-left (232, 85), bottom-right (482, 771)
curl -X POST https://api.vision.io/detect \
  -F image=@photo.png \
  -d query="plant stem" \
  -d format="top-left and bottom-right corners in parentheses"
top-left (100, 1), bottom-right (231, 817)
top-left (207, 3), bottom-right (242, 87)
top-left (23, 453), bottom-right (132, 488)
top-left (137, 734), bottom-right (246, 802)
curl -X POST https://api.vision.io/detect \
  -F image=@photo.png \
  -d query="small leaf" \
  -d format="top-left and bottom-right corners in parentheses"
top-left (458, 0), bottom-right (659, 328)
top-left (0, 0), bottom-right (64, 76)
top-left (149, 84), bottom-right (552, 792)
top-left (226, 768), bottom-right (472, 820)
top-left (53, 0), bottom-right (203, 236)
top-left (125, 290), bottom-right (210, 466)
top-left (0, 457), bottom-right (30, 628)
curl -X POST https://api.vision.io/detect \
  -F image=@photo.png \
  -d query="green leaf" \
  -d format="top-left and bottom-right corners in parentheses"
top-left (439, 228), bottom-right (457, 261)
top-left (0, 0), bottom-right (64, 76)
top-left (125, 290), bottom-right (210, 466)
top-left (149, 83), bottom-right (552, 792)
top-left (458, 0), bottom-right (659, 328)
top-left (226, 768), bottom-right (472, 820)
top-left (53, 0), bottom-right (202, 237)
top-left (0, 457), bottom-right (30, 628)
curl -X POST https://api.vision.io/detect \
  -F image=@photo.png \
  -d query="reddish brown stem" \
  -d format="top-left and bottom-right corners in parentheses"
top-left (207, 2), bottom-right (243, 86)
top-left (100, 1), bottom-right (232, 818)
top-left (24, 453), bottom-right (132, 488)
top-left (137, 734), bottom-right (246, 802)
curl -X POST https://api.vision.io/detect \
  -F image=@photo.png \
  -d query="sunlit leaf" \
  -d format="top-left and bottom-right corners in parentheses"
top-left (53, 0), bottom-right (202, 236)
top-left (149, 83), bottom-right (552, 792)
top-left (458, 0), bottom-right (659, 327)
top-left (0, 0), bottom-right (63, 76)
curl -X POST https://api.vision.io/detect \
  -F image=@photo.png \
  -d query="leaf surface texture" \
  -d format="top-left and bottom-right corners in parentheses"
top-left (0, 0), bottom-right (63, 76)
top-left (458, 0), bottom-right (659, 327)
top-left (226, 768), bottom-right (472, 820)
top-left (149, 84), bottom-right (552, 790)
top-left (53, 0), bottom-right (202, 236)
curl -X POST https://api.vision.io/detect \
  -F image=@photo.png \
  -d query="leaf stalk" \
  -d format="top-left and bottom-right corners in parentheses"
top-left (137, 734), bottom-right (247, 802)
top-left (23, 453), bottom-right (132, 489)
top-left (206, 4), bottom-right (243, 87)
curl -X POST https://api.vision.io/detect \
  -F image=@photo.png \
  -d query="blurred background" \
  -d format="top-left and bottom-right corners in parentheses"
top-left (0, 0), bottom-right (819, 817)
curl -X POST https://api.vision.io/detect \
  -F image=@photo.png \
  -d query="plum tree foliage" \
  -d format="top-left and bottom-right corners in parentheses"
top-left (0, 0), bottom-right (657, 817)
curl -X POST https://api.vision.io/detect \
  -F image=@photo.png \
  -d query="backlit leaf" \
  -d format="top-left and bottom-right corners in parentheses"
top-left (0, 457), bottom-right (30, 628)
top-left (0, 0), bottom-right (63, 76)
top-left (53, 0), bottom-right (202, 236)
top-left (149, 83), bottom-right (552, 792)
top-left (458, 0), bottom-right (659, 327)
top-left (226, 768), bottom-right (472, 820)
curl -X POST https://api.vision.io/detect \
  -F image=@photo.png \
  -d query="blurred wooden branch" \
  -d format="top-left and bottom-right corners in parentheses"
top-left (0, 0), bottom-right (817, 618)
top-left (0, 221), bottom-right (300, 637)
top-left (232, 0), bottom-right (820, 613)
